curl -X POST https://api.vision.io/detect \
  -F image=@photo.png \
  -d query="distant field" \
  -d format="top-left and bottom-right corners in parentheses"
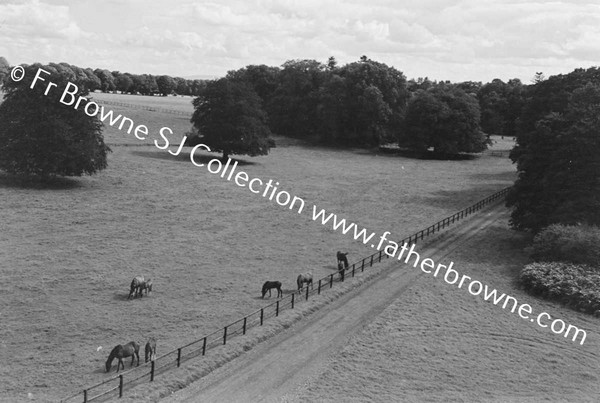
top-left (0, 93), bottom-right (516, 402)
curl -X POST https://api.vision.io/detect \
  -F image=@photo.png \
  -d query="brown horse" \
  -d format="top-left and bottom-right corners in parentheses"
top-left (337, 251), bottom-right (349, 269)
top-left (128, 276), bottom-right (144, 299)
top-left (105, 341), bottom-right (140, 372)
top-left (296, 272), bottom-right (313, 293)
top-left (145, 337), bottom-right (156, 363)
top-left (261, 281), bottom-right (283, 298)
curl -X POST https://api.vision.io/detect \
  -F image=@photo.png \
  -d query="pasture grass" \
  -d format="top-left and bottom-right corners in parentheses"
top-left (303, 212), bottom-right (600, 402)
top-left (0, 93), bottom-right (516, 402)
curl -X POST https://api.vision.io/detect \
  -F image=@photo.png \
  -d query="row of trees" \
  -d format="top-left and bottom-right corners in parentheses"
top-left (193, 57), bottom-right (499, 155)
top-left (1, 56), bottom-right (597, 236)
top-left (0, 58), bottom-right (206, 96)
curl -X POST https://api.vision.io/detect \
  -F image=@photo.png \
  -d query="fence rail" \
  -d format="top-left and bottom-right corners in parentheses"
top-left (62, 186), bottom-right (511, 403)
top-left (93, 99), bottom-right (191, 116)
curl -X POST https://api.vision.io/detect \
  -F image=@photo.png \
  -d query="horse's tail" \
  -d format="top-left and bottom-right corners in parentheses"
top-left (297, 275), bottom-right (302, 290)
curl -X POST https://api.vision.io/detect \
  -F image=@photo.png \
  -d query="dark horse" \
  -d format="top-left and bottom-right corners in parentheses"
top-left (145, 337), bottom-right (157, 363)
top-left (337, 251), bottom-right (349, 269)
top-left (261, 281), bottom-right (283, 298)
top-left (296, 272), bottom-right (313, 293)
top-left (128, 276), bottom-right (152, 299)
top-left (105, 341), bottom-right (140, 372)
top-left (128, 276), bottom-right (144, 299)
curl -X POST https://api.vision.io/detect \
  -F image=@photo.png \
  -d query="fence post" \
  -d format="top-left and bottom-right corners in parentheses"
top-left (84, 390), bottom-right (87, 403)
top-left (177, 348), bottom-right (181, 367)
top-left (276, 300), bottom-right (280, 316)
top-left (305, 285), bottom-right (309, 300)
top-left (379, 250), bottom-right (382, 262)
top-left (370, 255), bottom-right (374, 266)
top-left (361, 259), bottom-right (365, 272)
top-left (352, 264), bottom-right (355, 277)
top-left (119, 374), bottom-right (123, 398)
top-left (318, 279), bottom-right (322, 294)
top-left (223, 326), bottom-right (228, 345)
top-left (243, 317), bottom-right (247, 335)
top-left (150, 360), bottom-right (155, 382)
top-left (330, 273), bottom-right (333, 288)
top-left (202, 337), bottom-right (207, 356)
top-left (291, 293), bottom-right (295, 309)
top-left (260, 308), bottom-right (264, 325)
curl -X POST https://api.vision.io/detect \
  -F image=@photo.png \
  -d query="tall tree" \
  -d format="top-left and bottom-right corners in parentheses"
top-left (0, 64), bottom-right (110, 177)
top-left (156, 75), bottom-right (176, 96)
top-left (401, 85), bottom-right (488, 155)
top-left (191, 77), bottom-right (272, 160)
top-left (507, 81), bottom-right (600, 232)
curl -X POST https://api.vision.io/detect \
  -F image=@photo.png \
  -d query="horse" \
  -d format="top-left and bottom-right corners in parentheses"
top-left (296, 272), bottom-right (313, 293)
top-left (138, 278), bottom-right (153, 297)
top-left (261, 281), bottom-right (283, 298)
top-left (338, 261), bottom-right (345, 281)
top-left (337, 251), bottom-right (349, 269)
top-left (128, 276), bottom-right (145, 299)
top-left (105, 341), bottom-right (140, 373)
top-left (145, 337), bottom-right (156, 363)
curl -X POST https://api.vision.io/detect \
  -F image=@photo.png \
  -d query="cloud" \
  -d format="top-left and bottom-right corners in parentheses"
top-left (1, 0), bottom-right (598, 82)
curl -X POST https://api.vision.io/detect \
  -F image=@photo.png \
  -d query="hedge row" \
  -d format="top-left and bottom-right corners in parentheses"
top-left (530, 224), bottom-right (600, 266)
top-left (521, 262), bottom-right (600, 316)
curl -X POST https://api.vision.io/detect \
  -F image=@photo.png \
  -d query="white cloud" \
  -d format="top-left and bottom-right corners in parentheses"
top-left (0, 0), bottom-right (598, 82)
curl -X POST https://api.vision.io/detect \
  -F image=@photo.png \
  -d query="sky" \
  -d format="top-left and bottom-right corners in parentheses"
top-left (1, 0), bottom-right (599, 83)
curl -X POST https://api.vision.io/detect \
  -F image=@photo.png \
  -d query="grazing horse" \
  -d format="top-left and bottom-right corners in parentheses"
top-left (105, 341), bottom-right (140, 373)
top-left (261, 281), bottom-right (283, 298)
top-left (337, 251), bottom-right (349, 269)
top-left (128, 276), bottom-right (145, 299)
top-left (138, 278), bottom-right (153, 297)
top-left (145, 337), bottom-right (157, 363)
top-left (296, 272), bottom-right (313, 293)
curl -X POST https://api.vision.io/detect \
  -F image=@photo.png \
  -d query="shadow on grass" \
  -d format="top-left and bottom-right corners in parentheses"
top-left (0, 173), bottom-right (83, 190)
top-left (130, 149), bottom-right (257, 166)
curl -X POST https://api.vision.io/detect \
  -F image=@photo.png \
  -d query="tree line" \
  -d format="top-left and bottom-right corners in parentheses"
top-left (0, 56), bottom-right (598, 234)
top-left (0, 56), bottom-right (206, 96)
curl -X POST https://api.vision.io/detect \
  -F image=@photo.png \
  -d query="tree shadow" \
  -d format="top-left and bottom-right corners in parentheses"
top-left (0, 173), bottom-right (83, 190)
top-left (129, 149), bottom-right (257, 166)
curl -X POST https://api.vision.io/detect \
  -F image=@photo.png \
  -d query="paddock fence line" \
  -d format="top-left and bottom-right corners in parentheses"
top-left (93, 99), bottom-right (191, 116)
top-left (61, 186), bottom-right (511, 403)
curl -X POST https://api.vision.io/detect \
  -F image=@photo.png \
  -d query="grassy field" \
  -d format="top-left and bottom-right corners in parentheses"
top-left (304, 211), bottom-right (600, 402)
top-left (0, 93), bottom-right (516, 402)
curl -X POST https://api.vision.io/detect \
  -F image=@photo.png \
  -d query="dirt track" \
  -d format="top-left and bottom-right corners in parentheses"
top-left (162, 205), bottom-right (508, 403)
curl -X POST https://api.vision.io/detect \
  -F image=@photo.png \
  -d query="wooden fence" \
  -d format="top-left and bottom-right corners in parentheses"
top-left (61, 186), bottom-right (511, 402)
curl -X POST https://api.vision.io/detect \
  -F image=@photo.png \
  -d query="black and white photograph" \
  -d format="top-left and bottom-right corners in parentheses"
top-left (1, 0), bottom-right (599, 402)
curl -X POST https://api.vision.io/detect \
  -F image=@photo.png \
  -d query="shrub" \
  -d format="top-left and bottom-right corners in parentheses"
top-left (530, 224), bottom-right (600, 267)
top-left (521, 262), bottom-right (600, 315)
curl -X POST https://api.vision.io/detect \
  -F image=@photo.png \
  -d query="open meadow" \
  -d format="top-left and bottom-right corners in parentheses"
top-left (0, 93), bottom-right (517, 402)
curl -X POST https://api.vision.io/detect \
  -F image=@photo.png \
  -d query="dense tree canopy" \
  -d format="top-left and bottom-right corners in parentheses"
top-left (190, 77), bottom-right (272, 160)
top-left (0, 64), bottom-right (110, 177)
top-left (507, 76), bottom-right (600, 232)
top-left (400, 85), bottom-right (489, 155)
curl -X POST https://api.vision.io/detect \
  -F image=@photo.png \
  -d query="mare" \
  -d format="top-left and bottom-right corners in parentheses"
top-left (128, 276), bottom-right (145, 299)
top-left (105, 341), bottom-right (140, 373)
top-left (261, 281), bottom-right (283, 298)
top-left (296, 272), bottom-right (313, 293)
top-left (145, 337), bottom-right (157, 363)
top-left (337, 251), bottom-right (349, 269)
